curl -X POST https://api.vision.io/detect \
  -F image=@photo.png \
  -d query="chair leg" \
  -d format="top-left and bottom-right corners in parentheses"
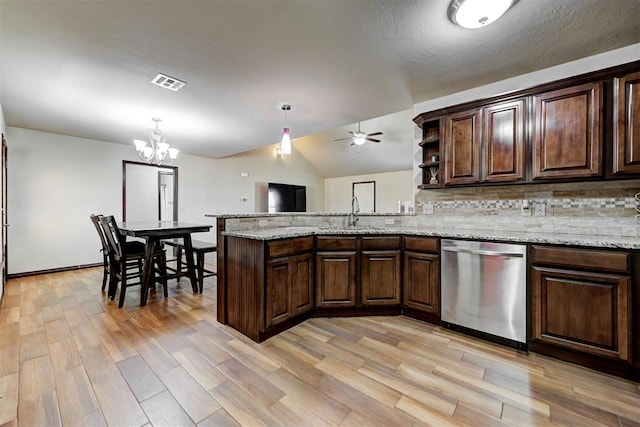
top-left (176, 246), bottom-right (183, 282)
top-left (101, 254), bottom-right (109, 292)
top-left (197, 252), bottom-right (205, 293)
top-left (118, 262), bottom-right (127, 308)
top-left (157, 252), bottom-right (168, 298)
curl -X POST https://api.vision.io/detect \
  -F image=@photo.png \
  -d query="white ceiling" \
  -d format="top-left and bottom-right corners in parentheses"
top-left (1, 1), bottom-right (639, 177)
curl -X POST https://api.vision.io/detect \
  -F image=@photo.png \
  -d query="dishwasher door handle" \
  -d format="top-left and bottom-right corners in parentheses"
top-left (442, 246), bottom-right (524, 258)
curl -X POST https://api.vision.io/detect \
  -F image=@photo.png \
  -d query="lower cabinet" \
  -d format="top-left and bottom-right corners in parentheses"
top-left (361, 250), bottom-right (401, 306)
top-left (266, 252), bottom-right (314, 328)
top-left (530, 245), bottom-right (633, 377)
top-left (402, 236), bottom-right (441, 322)
top-left (316, 235), bottom-right (402, 310)
top-left (315, 251), bottom-right (357, 308)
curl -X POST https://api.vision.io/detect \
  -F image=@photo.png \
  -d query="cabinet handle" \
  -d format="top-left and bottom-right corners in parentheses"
top-left (442, 246), bottom-right (524, 258)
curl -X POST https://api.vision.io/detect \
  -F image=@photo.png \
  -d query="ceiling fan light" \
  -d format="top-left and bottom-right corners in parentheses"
top-left (280, 127), bottom-right (292, 155)
top-left (353, 136), bottom-right (366, 145)
top-left (448, 0), bottom-right (516, 29)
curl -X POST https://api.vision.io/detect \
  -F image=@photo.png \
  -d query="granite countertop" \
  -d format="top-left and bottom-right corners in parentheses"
top-left (222, 226), bottom-right (640, 250)
top-left (205, 212), bottom-right (411, 218)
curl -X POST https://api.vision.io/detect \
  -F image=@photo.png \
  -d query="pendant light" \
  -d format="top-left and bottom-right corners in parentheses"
top-left (448, 0), bottom-right (517, 29)
top-left (279, 104), bottom-right (292, 155)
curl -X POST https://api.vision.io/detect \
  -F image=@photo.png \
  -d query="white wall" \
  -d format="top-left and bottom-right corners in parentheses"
top-left (412, 43), bottom-right (640, 191)
top-left (324, 170), bottom-right (413, 213)
top-left (7, 127), bottom-right (324, 274)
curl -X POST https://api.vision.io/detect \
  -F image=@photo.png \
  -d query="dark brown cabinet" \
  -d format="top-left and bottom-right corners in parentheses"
top-left (315, 236), bottom-right (357, 308)
top-left (402, 236), bottom-right (440, 322)
top-left (481, 98), bottom-right (526, 183)
top-left (532, 82), bottom-right (603, 179)
top-left (315, 251), bottom-right (357, 308)
top-left (530, 245), bottom-right (633, 376)
top-left (361, 237), bottom-right (401, 307)
top-left (444, 108), bottom-right (481, 185)
top-left (613, 71), bottom-right (640, 175)
top-left (441, 99), bottom-right (526, 186)
top-left (316, 235), bottom-right (401, 310)
top-left (266, 252), bottom-right (313, 328)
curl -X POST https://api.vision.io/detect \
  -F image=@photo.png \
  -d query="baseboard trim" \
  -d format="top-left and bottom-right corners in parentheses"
top-left (8, 263), bottom-right (102, 279)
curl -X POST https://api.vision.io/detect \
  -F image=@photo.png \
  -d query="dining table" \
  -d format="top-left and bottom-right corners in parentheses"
top-left (118, 221), bottom-right (212, 306)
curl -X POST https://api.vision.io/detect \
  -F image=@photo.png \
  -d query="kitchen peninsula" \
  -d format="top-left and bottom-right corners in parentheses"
top-left (209, 211), bottom-right (640, 381)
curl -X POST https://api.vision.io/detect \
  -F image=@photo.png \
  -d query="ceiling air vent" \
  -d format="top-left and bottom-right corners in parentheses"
top-left (151, 73), bottom-right (186, 91)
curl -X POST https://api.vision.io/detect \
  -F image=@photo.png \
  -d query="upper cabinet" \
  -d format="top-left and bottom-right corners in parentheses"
top-left (441, 99), bottom-right (526, 186)
top-left (482, 99), bottom-right (526, 183)
top-left (444, 108), bottom-right (481, 185)
top-left (532, 82), bottom-right (602, 180)
top-left (613, 71), bottom-right (640, 175)
top-left (413, 60), bottom-right (640, 188)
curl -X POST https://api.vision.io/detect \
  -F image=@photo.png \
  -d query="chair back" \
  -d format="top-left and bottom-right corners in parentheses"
top-left (90, 214), bottom-right (110, 254)
top-left (100, 215), bottom-right (125, 258)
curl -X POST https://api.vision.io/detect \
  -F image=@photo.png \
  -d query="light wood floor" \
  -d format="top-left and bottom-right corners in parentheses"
top-left (0, 267), bottom-right (639, 426)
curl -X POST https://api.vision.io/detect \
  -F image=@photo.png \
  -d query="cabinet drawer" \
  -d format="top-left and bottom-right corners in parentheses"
top-left (267, 236), bottom-right (313, 258)
top-left (404, 236), bottom-right (440, 254)
top-left (316, 236), bottom-right (357, 251)
top-left (361, 236), bottom-right (401, 251)
top-left (531, 245), bottom-right (630, 273)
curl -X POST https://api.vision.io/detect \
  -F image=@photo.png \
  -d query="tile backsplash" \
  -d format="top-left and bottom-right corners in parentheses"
top-left (414, 179), bottom-right (640, 237)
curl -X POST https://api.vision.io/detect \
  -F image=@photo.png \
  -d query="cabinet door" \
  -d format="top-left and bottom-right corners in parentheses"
top-left (444, 108), bottom-right (481, 185)
top-left (402, 251), bottom-right (440, 315)
top-left (265, 258), bottom-right (291, 328)
top-left (482, 99), bottom-right (526, 183)
top-left (361, 250), bottom-right (400, 306)
top-left (532, 82), bottom-right (602, 179)
top-left (315, 252), bottom-right (357, 308)
top-left (291, 253), bottom-right (314, 317)
top-left (531, 266), bottom-right (630, 361)
top-left (613, 71), bottom-right (640, 174)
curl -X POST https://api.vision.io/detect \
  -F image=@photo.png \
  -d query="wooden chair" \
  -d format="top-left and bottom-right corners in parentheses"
top-left (89, 214), bottom-right (112, 292)
top-left (99, 215), bottom-right (168, 308)
top-left (163, 238), bottom-right (217, 293)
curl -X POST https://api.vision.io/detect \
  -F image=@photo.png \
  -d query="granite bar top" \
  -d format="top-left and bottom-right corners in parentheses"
top-left (205, 212), bottom-right (410, 218)
top-left (222, 226), bottom-right (640, 250)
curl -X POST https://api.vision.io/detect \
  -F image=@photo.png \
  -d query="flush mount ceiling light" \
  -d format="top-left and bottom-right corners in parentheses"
top-left (448, 0), bottom-right (517, 29)
top-left (133, 118), bottom-right (179, 165)
top-left (277, 104), bottom-right (292, 156)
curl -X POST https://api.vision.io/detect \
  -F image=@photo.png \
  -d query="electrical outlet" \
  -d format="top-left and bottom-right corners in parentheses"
top-left (533, 203), bottom-right (546, 216)
top-left (258, 220), bottom-right (268, 227)
top-left (521, 200), bottom-right (531, 216)
top-left (384, 218), bottom-right (394, 225)
top-left (423, 202), bottom-right (435, 215)
top-left (240, 197), bottom-right (248, 202)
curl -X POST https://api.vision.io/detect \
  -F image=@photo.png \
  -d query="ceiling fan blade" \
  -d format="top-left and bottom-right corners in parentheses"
top-left (333, 137), bottom-right (352, 142)
top-left (348, 131), bottom-right (356, 135)
top-left (366, 132), bottom-right (383, 137)
top-left (366, 138), bottom-right (381, 143)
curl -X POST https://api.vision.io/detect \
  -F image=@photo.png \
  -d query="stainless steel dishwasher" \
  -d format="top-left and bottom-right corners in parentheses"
top-left (441, 239), bottom-right (527, 349)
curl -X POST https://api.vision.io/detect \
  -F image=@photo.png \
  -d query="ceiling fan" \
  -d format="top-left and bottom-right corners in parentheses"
top-left (333, 122), bottom-right (383, 146)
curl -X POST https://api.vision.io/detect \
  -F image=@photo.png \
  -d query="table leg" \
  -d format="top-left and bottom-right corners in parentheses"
top-left (140, 237), bottom-right (157, 306)
top-left (182, 234), bottom-right (199, 293)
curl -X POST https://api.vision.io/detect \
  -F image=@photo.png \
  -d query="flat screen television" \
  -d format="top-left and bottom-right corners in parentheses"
top-left (268, 182), bottom-right (306, 212)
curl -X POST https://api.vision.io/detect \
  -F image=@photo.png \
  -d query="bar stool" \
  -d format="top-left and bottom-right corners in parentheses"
top-left (163, 238), bottom-right (217, 293)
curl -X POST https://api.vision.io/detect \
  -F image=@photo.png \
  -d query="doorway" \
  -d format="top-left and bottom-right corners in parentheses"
top-left (122, 161), bottom-right (178, 221)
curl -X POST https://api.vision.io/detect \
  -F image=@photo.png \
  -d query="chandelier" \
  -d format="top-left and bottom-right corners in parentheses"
top-left (133, 118), bottom-right (179, 165)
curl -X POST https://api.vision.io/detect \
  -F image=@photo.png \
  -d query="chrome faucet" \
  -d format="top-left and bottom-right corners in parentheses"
top-left (349, 195), bottom-right (360, 227)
